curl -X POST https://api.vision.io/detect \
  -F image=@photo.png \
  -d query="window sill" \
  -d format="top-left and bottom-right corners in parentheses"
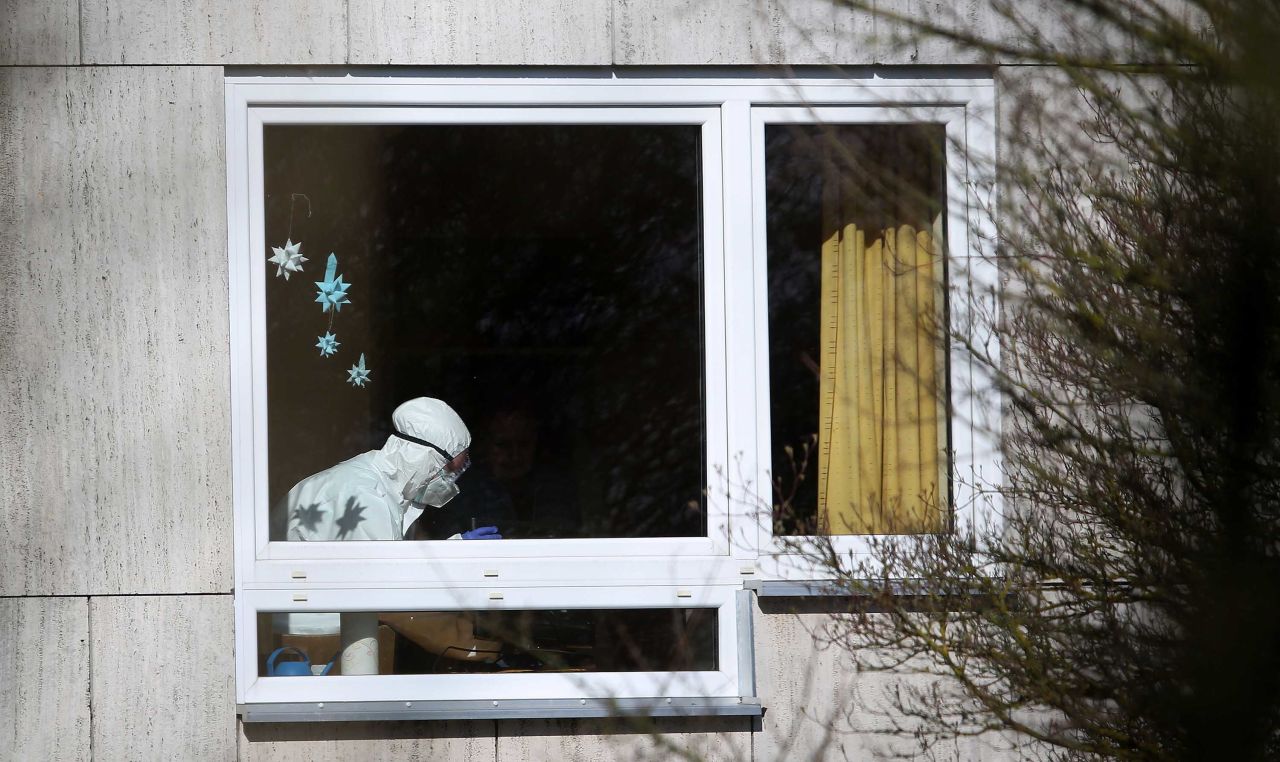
top-left (238, 696), bottom-right (763, 722)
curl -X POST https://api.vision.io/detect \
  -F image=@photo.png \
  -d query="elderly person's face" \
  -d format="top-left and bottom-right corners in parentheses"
top-left (484, 412), bottom-right (537, 482)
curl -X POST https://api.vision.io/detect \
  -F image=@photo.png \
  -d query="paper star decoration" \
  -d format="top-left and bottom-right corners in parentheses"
top-left (267, 239), bottom-right (307, 279)
top-left (347, 353), bottom-right (371, 387)
top-left (315, 332), bottom-right (340, 357)
top-left (314, 253), bottom-right (352, 312)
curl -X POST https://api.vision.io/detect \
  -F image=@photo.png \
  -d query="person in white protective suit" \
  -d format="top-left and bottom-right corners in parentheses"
top-left (276, 397), bottom-right (500, 666)
top-left (282, 397), bottom-right (501, 542)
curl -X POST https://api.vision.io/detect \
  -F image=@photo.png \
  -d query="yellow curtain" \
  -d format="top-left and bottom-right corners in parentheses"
top-left (817, 219), bottom-right (945, 534)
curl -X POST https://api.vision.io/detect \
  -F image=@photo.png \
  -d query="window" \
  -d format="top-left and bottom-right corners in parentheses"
top-left (258, 606), bottom-right (719, 676)
top-left (749, 104), bottom-right (1001, 580)
top-left (765, 121), bottom-right (949, 538)
top-left (227, 75), bottom-right (999, 720)
top-left (262, 122), bottom-right (707, 542)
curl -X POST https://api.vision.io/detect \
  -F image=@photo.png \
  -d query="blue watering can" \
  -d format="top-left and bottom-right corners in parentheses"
top-left (267, 646), bottom-right (335, 676)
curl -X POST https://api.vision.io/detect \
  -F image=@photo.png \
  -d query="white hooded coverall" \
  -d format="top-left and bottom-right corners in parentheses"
top-left (278, 398), bottom-right (471, 638)
top-left (282, 396), bottom-right (472, 541)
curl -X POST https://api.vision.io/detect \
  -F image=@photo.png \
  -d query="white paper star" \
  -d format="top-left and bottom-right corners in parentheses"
top-left (347, 353), bottom-right (371, 387)
top-left (267, 239), bottom-right (308, 279)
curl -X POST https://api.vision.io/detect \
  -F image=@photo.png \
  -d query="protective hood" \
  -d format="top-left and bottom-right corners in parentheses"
top-left (375, 397), bottom-right (472, 502)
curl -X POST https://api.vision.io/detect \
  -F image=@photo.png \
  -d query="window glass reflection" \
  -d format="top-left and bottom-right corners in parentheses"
top-left (264, 124), bottom-right (706, 540)
top-left (766, 124), bottom-right (949, 536)
top-left (257, 608), bottom-right (718, 675)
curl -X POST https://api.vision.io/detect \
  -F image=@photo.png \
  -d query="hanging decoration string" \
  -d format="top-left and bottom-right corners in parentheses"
top-left (287, 193), bottom-right (312, 242)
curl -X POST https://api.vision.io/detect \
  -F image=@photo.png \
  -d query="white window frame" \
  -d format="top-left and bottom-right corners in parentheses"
top-left (238, 586), bottom-right (743, 708)
top-left (225, 74), bottom-right (1000, 715)
top-left (748, 103), bottom-right (1002, 580)
top-left (237, 105), bottom-right (733, 583)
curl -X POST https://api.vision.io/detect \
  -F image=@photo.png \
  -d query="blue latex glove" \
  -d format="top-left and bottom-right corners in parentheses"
top-left (461, 525), bottom-right (502, 540)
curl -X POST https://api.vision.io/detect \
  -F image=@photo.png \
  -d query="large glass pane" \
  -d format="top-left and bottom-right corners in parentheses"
top-left (257, 608), bottom-right (718, 675)
top-left (766, 123), bottom-right (949, 536)
top-left (263, 124), bottom-right (705, 541)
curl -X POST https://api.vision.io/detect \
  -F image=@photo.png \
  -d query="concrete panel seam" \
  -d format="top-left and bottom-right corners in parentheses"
top-left (77, 0), bottom-right (83, 65)
top-left (86, 596), bottom-right (94, 762)
top-left (0, 591), bottom-right (233, 599)
top-left (0, 63), bottom-right (229, 68)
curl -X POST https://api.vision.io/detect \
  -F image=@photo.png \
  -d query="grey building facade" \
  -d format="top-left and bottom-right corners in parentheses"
top-left (1, 1), bottom-right (1075, 759)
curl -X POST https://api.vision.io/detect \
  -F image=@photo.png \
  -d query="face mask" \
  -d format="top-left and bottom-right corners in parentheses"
top-left (404, 466), bottom-right (463, 508)
top-left (415, 473), bottom-right (461, 507)
top-left (392, 430), bottom-right (468, 507)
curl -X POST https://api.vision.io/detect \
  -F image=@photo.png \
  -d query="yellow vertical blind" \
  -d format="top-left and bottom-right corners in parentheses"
top-left (817, 217), bottom-right (946, 535)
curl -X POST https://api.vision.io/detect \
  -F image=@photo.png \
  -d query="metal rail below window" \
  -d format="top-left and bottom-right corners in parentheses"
top-left (239, 696), bottom-right (763, 722)
top-left (745, 579), bottom-right (999, 599)
top-left (745, 579), bottom-right (853, 597)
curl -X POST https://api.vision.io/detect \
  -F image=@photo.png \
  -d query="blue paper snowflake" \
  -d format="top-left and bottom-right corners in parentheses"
top-left (314, 253), bottom-right (352, 313)
top-left (347, 353), bottom-right (371, 387)
top-left (315, 332), bottom-right (340, 357)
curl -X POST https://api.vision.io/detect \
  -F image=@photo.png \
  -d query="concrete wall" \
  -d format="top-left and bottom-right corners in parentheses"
top-left (1, 1), bottom-right (1076, 759)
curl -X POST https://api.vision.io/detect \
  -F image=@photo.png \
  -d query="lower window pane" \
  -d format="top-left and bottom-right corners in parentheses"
top-left (257, 608), bottom-right (718, 676)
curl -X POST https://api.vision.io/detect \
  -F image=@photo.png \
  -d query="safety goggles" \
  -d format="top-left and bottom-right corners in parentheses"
top-left (392, 430), bottom-right (469, 474)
